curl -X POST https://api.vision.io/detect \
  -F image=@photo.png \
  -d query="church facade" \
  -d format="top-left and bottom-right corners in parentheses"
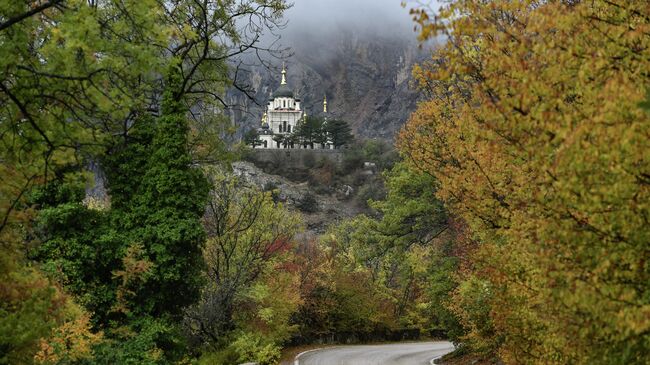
top-left (255, 65), bottom-right (332, 149)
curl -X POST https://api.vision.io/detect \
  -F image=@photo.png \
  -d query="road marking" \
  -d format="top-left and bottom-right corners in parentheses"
top-left (430, 353), bottom-right (445, 365)
top-left (429, 344), bottom-right (455, 365)
top-left (295, 343), bottom-right (453, 365)
top-left (294, 347), bottom-right (328, 365)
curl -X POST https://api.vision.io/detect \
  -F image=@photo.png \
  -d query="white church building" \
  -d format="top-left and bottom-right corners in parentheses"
top-left (255, 65), bottom-right (332, 149)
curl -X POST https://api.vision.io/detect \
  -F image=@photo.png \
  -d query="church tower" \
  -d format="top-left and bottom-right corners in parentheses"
top-left (254, 63), bottom-right (331, 150)
top-left (256, 64), bottom-right (303, 149)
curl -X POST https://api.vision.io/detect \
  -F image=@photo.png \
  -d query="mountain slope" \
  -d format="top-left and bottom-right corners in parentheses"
top-left (228, 29), bottom-right (428, 140)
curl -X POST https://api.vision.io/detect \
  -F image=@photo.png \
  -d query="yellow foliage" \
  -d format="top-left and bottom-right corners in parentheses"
top-left (34, 303), bottom-right (103, 364)
top-left (112, 243), bottom-right (154, 315)
top-left (400, 0), bottom-right (650, 363)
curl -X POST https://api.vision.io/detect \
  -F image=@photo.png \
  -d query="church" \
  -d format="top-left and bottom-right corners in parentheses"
top-left (255, 65), bottom-right (332, 149)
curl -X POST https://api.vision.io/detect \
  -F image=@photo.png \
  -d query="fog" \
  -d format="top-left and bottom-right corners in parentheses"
top-left (281, 0), bottom-right (420, 41)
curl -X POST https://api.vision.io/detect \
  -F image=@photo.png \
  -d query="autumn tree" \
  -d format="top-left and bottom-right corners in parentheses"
top-left (184, 171), bottom-right (302, 354)
top-left (401, 0), bottom-right (650, 363)
top-left (293, 162), bottom-right (460, 340)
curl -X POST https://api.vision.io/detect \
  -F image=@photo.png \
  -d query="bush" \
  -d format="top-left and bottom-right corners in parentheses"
top-left (197, 348), bottom-right (239, 365)
top-left (297, 193), bottom-right (319, 213)
top-left (262, 182), bottom-right (281, 203)
top-left (90, 317), bottom-right (187, 365)
top-left (231, 332), bottom-right (281, 365)
top-left (340, 148), bottom-right (364, 175)
top-left (355, 180), bottom-right (386, 210)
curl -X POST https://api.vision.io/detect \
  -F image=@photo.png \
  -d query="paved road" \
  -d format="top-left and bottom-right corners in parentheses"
top-left (295, 342), bottom-right (455, 365)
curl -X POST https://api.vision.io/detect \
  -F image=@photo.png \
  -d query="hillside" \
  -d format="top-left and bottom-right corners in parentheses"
top-left (227, 28), bottom-right (428, 140)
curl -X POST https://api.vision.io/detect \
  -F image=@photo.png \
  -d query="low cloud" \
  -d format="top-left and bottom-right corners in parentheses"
top-left (281, 0), bottom-right (419, 40)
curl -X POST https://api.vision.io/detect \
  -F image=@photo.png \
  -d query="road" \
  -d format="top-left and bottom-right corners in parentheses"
top-left (294, 342), bottom-right (455, 365)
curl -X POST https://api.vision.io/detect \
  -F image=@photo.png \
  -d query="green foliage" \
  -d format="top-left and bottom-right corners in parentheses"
top-left (293, 161), bottom-right (462, 341)
top-left (115, 69), bottom-right (210, 318)
top-left (28, 178), bottom-right (120, 327)
top-left (32, 202), bottom-right (119, 326)
top-left (1, 1), bottom-right (291, 363)
top-left (361, 139), bottom-right (399, 171)
top-left (30, 71), bottom-right (210, 364)
top-left (34, 72), bottom-right (210, 326)
top-left (325, 119), bottom-right (354, 149)
top-left (293, 116), bottom-right (327, 148)
top-left (368, 163), bottom-right (447, 249)
top-left (90, 317), bottom-right (186, 365)
top-left (426, 242), bottom-right (464, 343)
top-left (448, 276), bottom-right (498, 356)
top-left (0, 254), bottom-right (101, 365)
top-left (244, 129), bottom-right (261, 148)
top-left (231, 332), bottom-right (282, 365)
top-left (184, 171), bottom-right (302, 350)
top-left (0, 267), bottom-right (61, 365)
top-left (196, 347), bottom-right (238, 365)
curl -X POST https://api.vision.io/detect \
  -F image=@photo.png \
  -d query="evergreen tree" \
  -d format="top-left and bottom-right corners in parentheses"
top-left (244, 129), bottom-right (261, 148)
top-left (325, 119), bottom-right (354, 148)
top-left (293, 116), bottom-right (326, 148)
top-left (115, 67), bottom-right (210, 318)
top-left (273, 134), bottom-right (292, 149)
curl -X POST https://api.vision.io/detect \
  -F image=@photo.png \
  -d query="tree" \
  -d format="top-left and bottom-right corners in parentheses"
top-left (325, 119), bottom-right (354, 148)
top-left (272, 133), bottom-right (293, 149)
top-left (244, 129), bottom-right (262, 148)
top-left (184, 171), bottom-right (302, 349)
top-left (114, 68), bottom-right (211, 318)
top-left (293, 162), bottom-right (461, 341)
top-left (0, 0), bottom-right (290, 235)
top-left (2, 1), bottom-right (291, 362)
top-left (293, 116), bottom-right (326, 148)
top-left (0, 255), bottom-right (102, 365)
top-left (401, 0), bottom-right (650, 363)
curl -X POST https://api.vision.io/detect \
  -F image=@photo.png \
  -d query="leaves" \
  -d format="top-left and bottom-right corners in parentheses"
top-left (400, 0), bottom-right (650, 363)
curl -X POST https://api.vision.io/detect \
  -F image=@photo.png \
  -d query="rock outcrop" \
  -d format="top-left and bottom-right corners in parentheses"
top-left (232, 161), bottom-right (362, 234)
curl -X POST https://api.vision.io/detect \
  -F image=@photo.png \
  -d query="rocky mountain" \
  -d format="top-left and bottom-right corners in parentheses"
top-left (227, 27), bottom-right (429, 141)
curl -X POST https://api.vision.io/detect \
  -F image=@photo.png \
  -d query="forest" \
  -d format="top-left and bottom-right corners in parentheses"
top-left (0, 1), bottom-right (648, 365)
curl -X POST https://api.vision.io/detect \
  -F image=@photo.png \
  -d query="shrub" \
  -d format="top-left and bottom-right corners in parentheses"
top-left (231, 332), bottom-right (281, 365)
top-left (297, 193), bottom-right (319, 213)
top-left (340, 148), bottom-right (364, 175)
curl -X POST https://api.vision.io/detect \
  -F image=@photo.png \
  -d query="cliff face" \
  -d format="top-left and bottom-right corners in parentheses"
top-left (228, 28), bottom-right (427, 140)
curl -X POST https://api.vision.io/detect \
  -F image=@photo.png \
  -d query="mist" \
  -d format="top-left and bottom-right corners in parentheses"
top-left (281, 0), bottom-right (420, 42)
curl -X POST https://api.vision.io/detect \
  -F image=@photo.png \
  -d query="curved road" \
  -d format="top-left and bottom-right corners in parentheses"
top-left (295, 342), bottom-right (455, 365)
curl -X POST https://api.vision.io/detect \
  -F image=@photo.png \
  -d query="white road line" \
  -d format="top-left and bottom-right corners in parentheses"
top-left (294, 347), bottom-right (330, 365)
top-left (430, 353), bottom-right (446, 365)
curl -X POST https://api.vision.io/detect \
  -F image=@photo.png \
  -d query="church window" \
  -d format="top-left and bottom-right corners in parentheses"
top-left (288, 125), bottom-right (291, 133)
top-left (283, 100), bottom-right (286, 108)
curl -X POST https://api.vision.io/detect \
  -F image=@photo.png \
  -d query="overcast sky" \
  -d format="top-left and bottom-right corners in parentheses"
top-left (282, 0), bottom-right (420, 39)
